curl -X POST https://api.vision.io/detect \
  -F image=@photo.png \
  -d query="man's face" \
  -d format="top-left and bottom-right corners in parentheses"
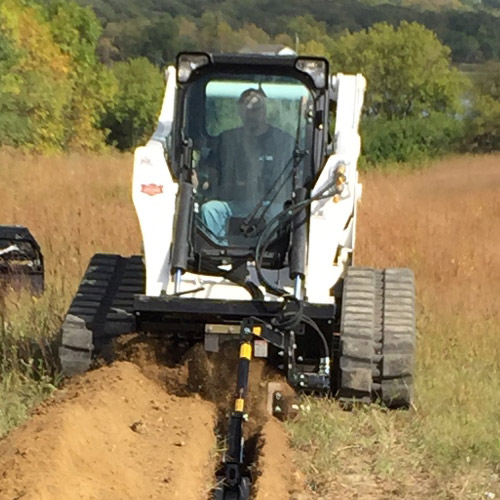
top-left (239, 104), bottom-right (267, 133)
top-left (238, 90), bottom-right (267, 134)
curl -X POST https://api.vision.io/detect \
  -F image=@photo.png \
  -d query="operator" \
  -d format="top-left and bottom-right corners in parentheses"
top-left (199, 88), bottom-right (295, 244)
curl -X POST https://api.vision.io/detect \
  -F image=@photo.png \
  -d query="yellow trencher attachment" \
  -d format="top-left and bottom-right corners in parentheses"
top-left (240, 342), bottom-right (252, 360)
top-left (235, 398), bottom-right (245, 412)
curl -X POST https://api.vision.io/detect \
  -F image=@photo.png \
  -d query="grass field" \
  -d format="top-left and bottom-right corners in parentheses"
top-left (290, 155), bottom-right (500, 498)
top-left (0, 150), bottom-right (141, 435)
top-left (0, 150), bottom-right (499, 498)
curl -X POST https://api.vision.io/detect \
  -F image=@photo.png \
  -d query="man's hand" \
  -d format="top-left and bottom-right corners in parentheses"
top-left (191, 170), bottom-right (210, 191)
top-left (191, 169), bottom-right (199, 189)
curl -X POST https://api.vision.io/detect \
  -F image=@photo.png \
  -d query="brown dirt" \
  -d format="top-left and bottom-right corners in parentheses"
top-left (0, 361), bottom-right (216, 500)
top-left (253, 418), bottom-right (308, 500)
top-left (117, 336), bottom-right (306, 498)
top-left (116, 335), bottom-right (298, 436)
top-left (0, 336), bottom-right (303, 500)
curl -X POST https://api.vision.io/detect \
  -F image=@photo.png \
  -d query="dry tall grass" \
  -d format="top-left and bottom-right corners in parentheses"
top-left (0, 149), bottom-right (140, 291)
top-left (0, 151), bottom-right (499, 497)
top-left (0, 149), bottom-right (139, 434)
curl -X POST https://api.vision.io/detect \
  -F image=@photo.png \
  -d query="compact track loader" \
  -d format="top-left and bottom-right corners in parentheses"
top-left (59, 51), bottom-right (416, 499)
top-left (0, 225), bottom-right (44, 295)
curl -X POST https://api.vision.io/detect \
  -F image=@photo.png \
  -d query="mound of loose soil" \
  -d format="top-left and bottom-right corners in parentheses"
top-left (1, 335), bottom-right (307, 500)
top-left (116, 335), bottom-right (297, 434)
top-left (253, 418), bottom-right (309, 500)
top-left (115, 336), bottom-right (307, 500)
top-left (0, 362), bottom-right (216, 500)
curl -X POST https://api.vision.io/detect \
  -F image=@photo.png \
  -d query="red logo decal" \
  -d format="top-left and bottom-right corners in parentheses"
top-left (141, 184), bottom-right (163, 196)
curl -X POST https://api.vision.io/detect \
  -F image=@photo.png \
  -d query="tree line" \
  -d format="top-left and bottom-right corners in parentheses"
top-left (80, 0), bottom-right (500, 64)
top-left (0, 0), bottom-right (163, 152)
top-left (0, 0), bottom-right (499, 162)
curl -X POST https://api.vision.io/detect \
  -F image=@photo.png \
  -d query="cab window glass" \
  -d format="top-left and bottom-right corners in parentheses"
top-left (183, 74), bottom-right (313, 247)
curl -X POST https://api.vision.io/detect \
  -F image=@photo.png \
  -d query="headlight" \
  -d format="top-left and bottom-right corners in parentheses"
top-left (177, 53), bottom-right (210, 83)
top-left (295, 58), bottom-right (328, 89)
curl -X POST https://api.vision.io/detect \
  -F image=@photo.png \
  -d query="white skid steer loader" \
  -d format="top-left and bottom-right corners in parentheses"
top-left (59, 51), bottom-right (416, 500)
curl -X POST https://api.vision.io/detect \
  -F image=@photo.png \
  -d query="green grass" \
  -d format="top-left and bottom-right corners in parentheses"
top-left (0, 150), bottom-right (140, 437)
top-left (416, 313), bottom-right (500, 466)
top-left (0, 367), bottom-right (57, 436)
top-left (287, 312), bottom-right (500, 498)
top-left (0, 290), bottom-right (63, 437)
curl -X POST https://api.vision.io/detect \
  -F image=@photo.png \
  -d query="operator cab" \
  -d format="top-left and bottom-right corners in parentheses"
top-left (171, 52), bottom-right (330, 274)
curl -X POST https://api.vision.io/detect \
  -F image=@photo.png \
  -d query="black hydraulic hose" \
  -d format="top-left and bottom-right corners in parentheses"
top-left (275, 310), bottom-right (329, 359)
top-left (251, 175), bottom-right (338, 361)
top-left (255, 201), bottom-right (309, 297)
top-left (241, 152), bottom-right (303, 236)
top-left (301, 314), bottom-right (329, 359)
top-left (273, 295), bottom-right (304, 330)
top-left (254, 175), bottom-right (339, 297)
top-left (253, 177), bottom-right (339, 361)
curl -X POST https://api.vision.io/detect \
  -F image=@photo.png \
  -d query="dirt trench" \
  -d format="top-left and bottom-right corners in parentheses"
top-left (0, 337), bottom-right (306, 500)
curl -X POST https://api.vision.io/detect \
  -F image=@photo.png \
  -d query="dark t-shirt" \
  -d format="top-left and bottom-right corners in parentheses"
top-left (209, 125), bottom-right (295, 213)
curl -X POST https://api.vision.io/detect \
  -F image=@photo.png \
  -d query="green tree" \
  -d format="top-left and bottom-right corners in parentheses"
top-left (330, 21), bottom-right (465, 119)
top-left (42, 0), bottom-right (117, 150)
top-left (0, 0), bottom-right (72, 151)
top-left (102, 57), bottom-right (164, 150)
top-left (0, 0), bottom-right (115, 151)
top-left (76, 0), bottom-right (500, 63)
top-left (329, 22), bottom-right (467, 164)
top-left (140, 13), bottom-right (178, 65)
top-left (99, 17), bottom-right (150, 62)
top-left (0, 22), bottom-right (29, 145)
top-left (285, 14), bottom-right (332, 56)
top-left (464, 62), bottom-right (500, 151)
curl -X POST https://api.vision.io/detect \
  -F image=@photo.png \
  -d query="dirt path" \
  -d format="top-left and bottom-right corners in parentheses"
top-left (0, 362), bottom-right (216, 500)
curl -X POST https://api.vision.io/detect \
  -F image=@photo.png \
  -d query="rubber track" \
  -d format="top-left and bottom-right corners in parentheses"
top-left (59, 253), bottom-right (145, 376)
top-left (338, 267), bottom-right (380, 403)
top-left (338, 267), bottom-right (416, 408)
top-left (378, 268), bottom-right (416, 408)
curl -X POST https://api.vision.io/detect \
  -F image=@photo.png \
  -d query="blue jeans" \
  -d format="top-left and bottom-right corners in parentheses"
top-left (200, 200), bottom-right (233, 245)
top-left (201, 199), bottom-right (275, 244)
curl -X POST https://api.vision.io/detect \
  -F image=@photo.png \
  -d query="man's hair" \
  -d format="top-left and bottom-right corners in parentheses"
top-left (238, 88), bottom-right (267, 110)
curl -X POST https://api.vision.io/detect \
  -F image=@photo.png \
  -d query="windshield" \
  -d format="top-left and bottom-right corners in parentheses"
top-left (183, 73), bottom-right (314, 247)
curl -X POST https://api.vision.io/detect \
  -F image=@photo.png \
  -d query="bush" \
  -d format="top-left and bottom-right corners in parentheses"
top-left (462, 62), bottom-right (500, 152)
top-left (361, 113), bottom-right (464, 167)
top-left (102, 57), bottom-right (164, 150)
top-left (463, 95), bottom-right (500, 152)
